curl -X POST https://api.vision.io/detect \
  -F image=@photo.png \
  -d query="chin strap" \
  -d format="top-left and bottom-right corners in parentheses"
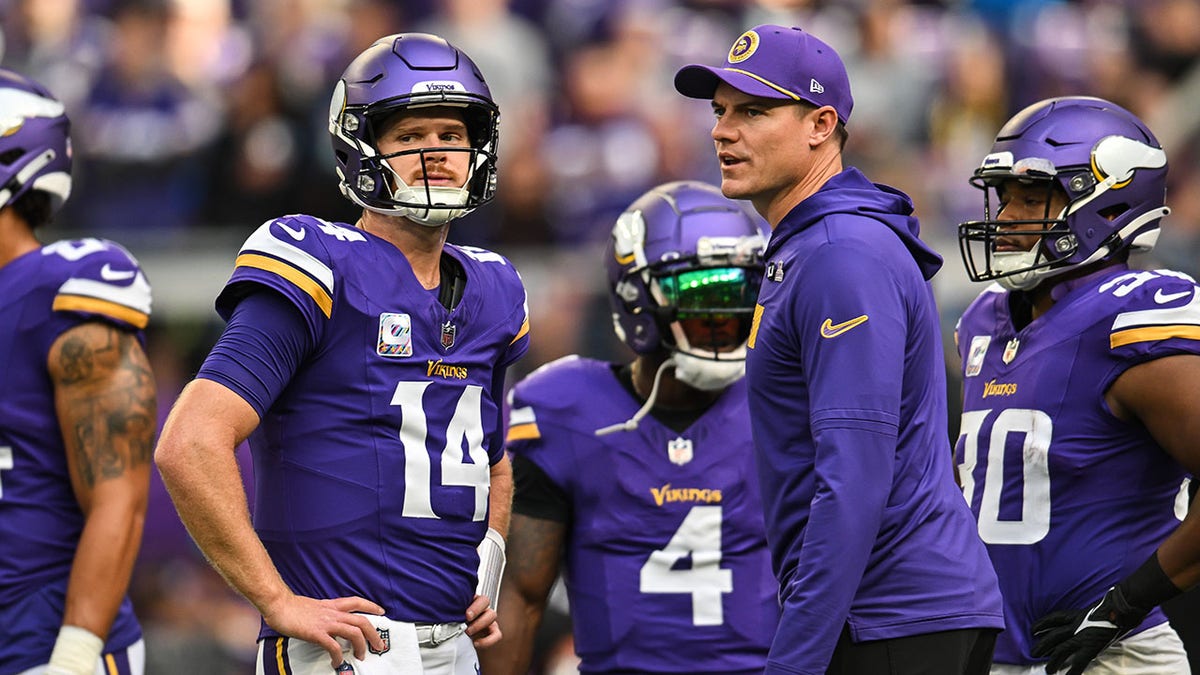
top-left (594, 359), bottom-right (674, 436)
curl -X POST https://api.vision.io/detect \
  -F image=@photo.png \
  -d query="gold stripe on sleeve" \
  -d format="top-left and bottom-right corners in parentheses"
top-left (236, 253), bottom-right (333, 318)
top-left (506, 422), bottom-right (541, 442)
top-left (1110, 325), bottom-right (1200, 348)
top-left (510, 318), bottom-right (530, 345)
top-left (52, 295), bottom-right (150, 329)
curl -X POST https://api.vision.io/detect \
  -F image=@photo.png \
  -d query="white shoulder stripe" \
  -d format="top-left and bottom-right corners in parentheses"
top-left (242, 222), bottom-right (335, 292)
top-left (1112, 290), bottom-right (1200, 330)
top-left (509, 405), bottom-right (538, 426)
top-left (57, 273), bottom-right (152, 314)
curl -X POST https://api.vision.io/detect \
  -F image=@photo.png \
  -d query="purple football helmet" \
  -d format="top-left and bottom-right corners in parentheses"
top-left (606, 181), bottom-right (765, 388)
top-left (0, 69), bottom-right (72, 219)
top-left (958, 96), bottom-right (1169, 290)
top-left (328, 33), bottom-right (499, 226)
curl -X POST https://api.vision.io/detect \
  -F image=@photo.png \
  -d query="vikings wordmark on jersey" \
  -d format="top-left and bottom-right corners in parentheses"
top-left (955, 268), bottom-right (1200, 664)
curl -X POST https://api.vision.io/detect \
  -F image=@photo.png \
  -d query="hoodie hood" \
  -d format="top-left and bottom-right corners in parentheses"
top-left (767, 167), bottom-right (942, 280)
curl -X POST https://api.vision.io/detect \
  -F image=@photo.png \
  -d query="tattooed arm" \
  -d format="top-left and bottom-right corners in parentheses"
top-left (476, 513), bottom-right (567, 675)
top-left (48, 322), bottom-right (156, 640)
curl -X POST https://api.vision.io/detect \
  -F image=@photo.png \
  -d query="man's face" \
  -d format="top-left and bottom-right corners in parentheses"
top-left (994, 179), bottom-right (1070, 253)
top-left (375, 106), bottom-right (473, 190)
top-left (709, 83), bottom-right (811, 205)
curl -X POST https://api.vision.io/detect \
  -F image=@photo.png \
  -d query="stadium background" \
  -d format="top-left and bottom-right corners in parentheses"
top-left (4, 0), bottom-right (1200, 672)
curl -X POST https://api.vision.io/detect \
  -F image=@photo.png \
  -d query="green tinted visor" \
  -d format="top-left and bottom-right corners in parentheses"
top-left (656, 267), bottom-right (759, 317)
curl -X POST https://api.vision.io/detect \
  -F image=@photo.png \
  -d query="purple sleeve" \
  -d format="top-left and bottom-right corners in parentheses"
top-left (773, 242), bottom-right (906, 670)
top-left (196, 289), bottom-right (314, 419)
top-left (489, 366), bottom-right (508, 464)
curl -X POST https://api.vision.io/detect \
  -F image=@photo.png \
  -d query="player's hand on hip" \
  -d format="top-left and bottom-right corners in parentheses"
top-left (1031, 585), bottom-right (1149, 675)
top-left (464, 593), bottom-right (501, 648)
top-left (261, 593), bottom-right (387, 667)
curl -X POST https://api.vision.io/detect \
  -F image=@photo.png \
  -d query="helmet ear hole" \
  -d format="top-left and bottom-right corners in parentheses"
top-left (1098, 203), bottom-right (1129, 221)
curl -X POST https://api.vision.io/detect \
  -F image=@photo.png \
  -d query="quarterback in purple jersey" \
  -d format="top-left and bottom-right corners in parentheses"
top-left (479, 181), bottom-right (778, 675)
top-left (955, 96), bottom-right (1200, 674)
top-left (0, 70), bottom-right (156, 675)
top-left (154, 34), bottom-right (527, 675)
top-left (675, 25), bottom-right (1004, 675)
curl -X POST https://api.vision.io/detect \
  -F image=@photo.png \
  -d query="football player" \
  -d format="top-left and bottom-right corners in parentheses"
top-left (955, 96), bottom-right (1200, 674)
top-left (0, 69), bottom-right (156, 675)
top-left (154, 34), bottom-right (528, 675)
top-left (478, 181), bottom-right (778, 675)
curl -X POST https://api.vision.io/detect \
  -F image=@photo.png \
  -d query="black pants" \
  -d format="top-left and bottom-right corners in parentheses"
top-left (826, 625), bottom-right (998, 675)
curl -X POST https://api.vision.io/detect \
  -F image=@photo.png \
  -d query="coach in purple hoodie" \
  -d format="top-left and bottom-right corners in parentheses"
top-left (676, 25), bottom-right (1004, 675)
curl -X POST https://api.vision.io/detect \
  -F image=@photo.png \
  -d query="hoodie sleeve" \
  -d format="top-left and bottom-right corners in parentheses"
top-left (765, 237), bottom-right (909, 674)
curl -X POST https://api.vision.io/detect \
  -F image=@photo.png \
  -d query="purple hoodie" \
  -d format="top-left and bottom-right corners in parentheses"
top-left (746, 168), bottom-right (1003, 674)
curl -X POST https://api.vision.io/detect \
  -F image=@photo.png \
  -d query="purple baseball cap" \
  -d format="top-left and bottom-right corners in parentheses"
top-left (675, 24), bottom-right (853, 125)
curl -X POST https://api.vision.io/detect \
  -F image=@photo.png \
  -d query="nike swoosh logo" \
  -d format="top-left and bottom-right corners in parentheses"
top-left (1075, 616), bottom-right (1118, 634)
top-left (277, 222), bottom-right (305, 241)
top-left (99, 263), bottom-right (136, 281)
top-left (820, 314), bottom-right (869, 339)
top-left (1154, 288), bottom-right (1191, 304)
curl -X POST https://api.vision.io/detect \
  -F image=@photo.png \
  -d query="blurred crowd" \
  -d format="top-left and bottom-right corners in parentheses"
top-left (4, 0), bottom-right (1200, 672)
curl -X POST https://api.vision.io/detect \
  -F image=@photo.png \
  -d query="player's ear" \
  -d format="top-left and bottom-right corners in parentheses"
top-left (808, 105), bottom-right (839, 148)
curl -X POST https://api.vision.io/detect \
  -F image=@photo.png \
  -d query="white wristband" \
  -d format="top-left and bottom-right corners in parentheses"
top-left (475, 527), bottom-right (507, 611)
top-left (47, 625), bottom-right (103, 675)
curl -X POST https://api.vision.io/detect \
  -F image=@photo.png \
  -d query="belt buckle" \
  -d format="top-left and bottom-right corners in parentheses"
top-left (425, 622), bottom-right (461, 648)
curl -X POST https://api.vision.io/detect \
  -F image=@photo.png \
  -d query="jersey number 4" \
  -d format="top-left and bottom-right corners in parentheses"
top-left (639, 505), bottom-right (733, 626)
top-left (391, 381), bottom-right (490, 521)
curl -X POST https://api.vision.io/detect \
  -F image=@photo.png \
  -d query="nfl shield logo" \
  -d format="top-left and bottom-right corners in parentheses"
top-left (369, 627), bottom-right (390, 656)
top-left (1002, 338), bottom-right (1020, 364)
top-left (441, 321), bottom-right (457, 350)
top-left (667, 437), bottom-right (693, 466)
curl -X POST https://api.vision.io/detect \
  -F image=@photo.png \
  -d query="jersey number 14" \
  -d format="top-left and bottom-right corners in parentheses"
top-left (392, 381), bottom-right (490, 521)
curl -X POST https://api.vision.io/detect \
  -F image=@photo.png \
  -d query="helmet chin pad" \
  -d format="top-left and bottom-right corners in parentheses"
top-left (389, 176), bottom-right (471, 227)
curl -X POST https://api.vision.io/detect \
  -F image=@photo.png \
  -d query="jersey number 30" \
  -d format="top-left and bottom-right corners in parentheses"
top-left (956, 408), bottom-right (1052, 545)
top-left (639, 505), bottom-right (733, 626)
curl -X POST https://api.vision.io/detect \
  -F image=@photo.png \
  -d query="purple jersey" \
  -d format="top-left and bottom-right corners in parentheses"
top-left (505, 357), bottom-right (778, 674)
top-left (0, 238), bottom-right (150, 671)
top-left (746, 169), bottom-right (1003, 673)
top-left (955, 266), bottom-right (1200, 665)
top-left (204, 215), bottom-right (529, 629)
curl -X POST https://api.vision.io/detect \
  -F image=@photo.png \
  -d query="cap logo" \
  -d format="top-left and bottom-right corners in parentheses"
top-left (810, 79), bottom-right (824, 94)
top-left (728, 30), bottom-right (760, 64)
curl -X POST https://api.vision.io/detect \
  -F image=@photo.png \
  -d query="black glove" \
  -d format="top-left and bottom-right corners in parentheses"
top-left (1031, 552), bottom-right (1181, 675)
top-left (1030, 584), bottom-right (1150, 675)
